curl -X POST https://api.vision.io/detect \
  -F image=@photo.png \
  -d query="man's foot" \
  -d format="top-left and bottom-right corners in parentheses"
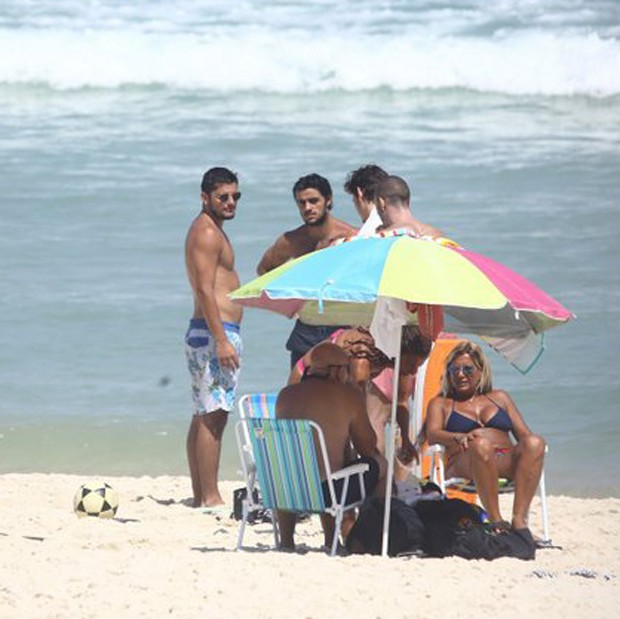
top-left (279, 544), bottom-right (296, 553)
top-left (200, 505), bottom-right (230, 517)
top-left (512, 515), bottom-right (529, 530)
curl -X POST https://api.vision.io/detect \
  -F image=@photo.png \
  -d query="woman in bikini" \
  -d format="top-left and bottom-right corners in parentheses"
top-left (426, 340), bottom-right (546, 532)
top-left (289, 326), bottom-right (432, 465)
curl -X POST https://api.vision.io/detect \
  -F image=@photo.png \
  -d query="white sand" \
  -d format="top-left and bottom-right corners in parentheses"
top-left (1, 474), bottom-right (618, 618)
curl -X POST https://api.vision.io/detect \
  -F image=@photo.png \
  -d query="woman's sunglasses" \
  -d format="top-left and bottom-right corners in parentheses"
top-left (447, 364), bottom-right (476, 377)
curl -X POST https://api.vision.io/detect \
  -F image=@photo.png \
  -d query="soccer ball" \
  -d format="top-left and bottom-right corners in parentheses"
top-left (73, 481), bottom-right (119, 519)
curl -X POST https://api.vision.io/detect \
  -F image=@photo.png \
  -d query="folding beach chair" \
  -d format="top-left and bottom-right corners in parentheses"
top-left (237, 392), bottom-right (278, 422)
top-left (235, 417), bottom-right (370, 556)
top-left (425, 443), bottom-right (551, 543)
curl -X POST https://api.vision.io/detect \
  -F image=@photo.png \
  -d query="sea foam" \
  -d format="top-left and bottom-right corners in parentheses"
top-left (1, 26), bottom-right (619, 96)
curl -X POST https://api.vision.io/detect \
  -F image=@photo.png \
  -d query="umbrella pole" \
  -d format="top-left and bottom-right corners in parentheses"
top-left (380, 326), bottom-right (402, 558)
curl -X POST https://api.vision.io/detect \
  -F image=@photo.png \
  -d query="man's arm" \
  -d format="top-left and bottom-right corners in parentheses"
top-left (396, 373), bottom-right (417, 463)
top-left (188, 226), bottom-right (239, 369)
top-left (256, 235), bottom-right (292, 275)
top-left (349, 357), bottom-right (371, 391)
top-left (348, 388), bottom-right (379, 458)
top-left (348, 388), bottom-right (387, 486)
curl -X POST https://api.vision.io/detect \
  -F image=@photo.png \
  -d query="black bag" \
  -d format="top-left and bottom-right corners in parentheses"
top-left (451, 526), bottom-right (537, 561)
top-left (232, 487), bottom-right (272, 524)
top-left (415, 498), bottom-right (536, 560)
top-left (414, 498), bottom-right (487, 557)
top-left (346, 497), bottom-right (426, 557)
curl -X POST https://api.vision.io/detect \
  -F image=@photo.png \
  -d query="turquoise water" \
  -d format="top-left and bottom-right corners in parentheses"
top-left (1, 1), bottom-right (619, 497)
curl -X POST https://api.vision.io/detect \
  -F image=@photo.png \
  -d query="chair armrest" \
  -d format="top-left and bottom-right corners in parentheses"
top-left (424, 443), bottom-right (446, 490)
top-left (424, 444), bottom-right (445, 456)
top-left (330, 463), bottom-right (369, 481)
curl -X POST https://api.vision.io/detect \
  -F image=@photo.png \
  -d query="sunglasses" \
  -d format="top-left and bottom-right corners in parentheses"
top-left (447, 364), bottom-right (477, 377)
top-left (215, 192), bottom-right (242, 203)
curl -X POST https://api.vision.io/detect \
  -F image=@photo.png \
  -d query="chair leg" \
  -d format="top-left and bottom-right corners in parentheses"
top-left (331, 509), bottom-right (344, 557)
top-left (237, 500), bottom-right (249, 550)
top-left (538, 471), bottom-right (550, 542)
top-left (430, 450), bottom-right (446, 492)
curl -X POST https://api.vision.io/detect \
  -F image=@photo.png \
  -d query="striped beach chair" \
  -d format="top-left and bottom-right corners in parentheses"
top-left (235, 417), bottom-right (369, 556)
top-left (238, 392), bottom-right (278, 423)
top-left (236, 393), bottom-right (278, 487)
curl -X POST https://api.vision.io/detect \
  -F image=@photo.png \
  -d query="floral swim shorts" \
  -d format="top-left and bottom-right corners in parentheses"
top-left (184, 318), bottom-right (242, 415)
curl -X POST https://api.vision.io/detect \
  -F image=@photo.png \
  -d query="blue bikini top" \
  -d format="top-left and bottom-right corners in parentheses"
top-left (445, 395), bottom-right (513, 433)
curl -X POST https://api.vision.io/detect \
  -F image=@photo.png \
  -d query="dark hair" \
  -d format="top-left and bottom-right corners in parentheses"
top-left (375, 175), bottom-right (410, 205)
top-left (292, 173), bottom-right (333, 201)
top-left (341, 328), bottom-right (392, 369)
top-left (401, 325), bottom-right (432, 360)
top-left (201, 167), bottom-right (238, 193)
top-left (341, 326), bottom-right (431, 371)
top-left (344, 164), bottom-right (388, 201)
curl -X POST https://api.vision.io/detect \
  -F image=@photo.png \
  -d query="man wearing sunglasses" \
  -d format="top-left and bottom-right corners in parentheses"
top-left (184, 166), bottom-right (243, 509)
top-left (256, 173), bottom-right (357, 368)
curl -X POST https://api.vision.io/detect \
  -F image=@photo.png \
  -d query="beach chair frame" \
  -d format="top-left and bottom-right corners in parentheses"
top-left (235, 417), bottom-right (370, 556)
top-left (237, 393), bottom-right (279, 493)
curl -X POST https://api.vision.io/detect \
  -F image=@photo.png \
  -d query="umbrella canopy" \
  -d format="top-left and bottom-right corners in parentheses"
top-left (231, 233), bottom-right (573, 371)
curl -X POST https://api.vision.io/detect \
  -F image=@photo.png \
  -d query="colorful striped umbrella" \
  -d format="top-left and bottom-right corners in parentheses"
top-left (231, 232), bottom-right (573, 371)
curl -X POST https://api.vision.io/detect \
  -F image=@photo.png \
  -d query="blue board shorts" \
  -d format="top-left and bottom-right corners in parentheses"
top-left (285, 319), bottom-right (344, 369)
top-left (185, 319), bottom-right (242, 416)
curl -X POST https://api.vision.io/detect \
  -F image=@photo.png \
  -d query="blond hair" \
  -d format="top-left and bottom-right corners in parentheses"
top-left (440, 341), bottom-right (493, 397)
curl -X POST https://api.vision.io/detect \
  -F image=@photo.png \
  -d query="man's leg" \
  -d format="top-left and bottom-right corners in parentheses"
top-left (278, 510), bottom-right (297, 550)
top-left (319, 513), bottom-right (336, 550)
top-left (195, 410), bottom-right (228, 507)
top-left (186, 415), bottom-right (202, 507)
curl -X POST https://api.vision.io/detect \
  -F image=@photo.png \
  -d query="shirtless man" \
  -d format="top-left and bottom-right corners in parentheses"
top-left (184, 166), bottom-right (243, 508)
top-left (276, 344), bottom-right (387, 551)
top-left (375, 175), bottom-right (444, 238)
top-left (256, 173), bottom-right (357, 367)
top-left (344, 168), bottom-right (440, 469)
top-left (343, 164), bottom-right (388, 237)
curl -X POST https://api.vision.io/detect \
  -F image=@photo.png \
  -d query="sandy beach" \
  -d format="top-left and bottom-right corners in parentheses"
top-left (0, 474), bottom-right (617, 618)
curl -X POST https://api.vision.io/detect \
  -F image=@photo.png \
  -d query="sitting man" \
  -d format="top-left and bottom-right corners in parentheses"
top-left (275, 344), bottom-right (387, 552)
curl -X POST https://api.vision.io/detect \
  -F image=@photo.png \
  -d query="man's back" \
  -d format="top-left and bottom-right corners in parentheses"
top-left (276, 377), bottom-right (376, 476)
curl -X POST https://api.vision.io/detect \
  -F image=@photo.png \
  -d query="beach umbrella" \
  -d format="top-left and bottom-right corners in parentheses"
top-left (230, 231), bottom-right (573, 557)
top-left (232, 233), bottom-right (572, 371)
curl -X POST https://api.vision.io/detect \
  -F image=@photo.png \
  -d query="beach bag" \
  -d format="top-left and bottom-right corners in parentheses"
top-left (346, 497), bottom-right (426, 557)
top-left (450, 526), bottom-right (537, 561)
top-left (414, 498), bottom-right (487, 557)
top-left (232, 487), bottom-right (272, 524)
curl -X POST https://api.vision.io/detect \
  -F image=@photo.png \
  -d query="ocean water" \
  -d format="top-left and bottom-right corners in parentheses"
top-left (1, 0), bottom-right (619, 497)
